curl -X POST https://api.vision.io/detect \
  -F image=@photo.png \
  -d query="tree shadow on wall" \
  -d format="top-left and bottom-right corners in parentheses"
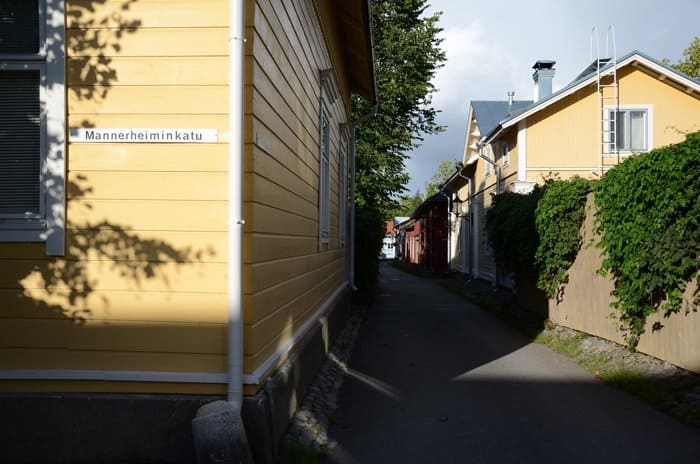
top-left (15, 0), bottom-right (217, 322)
top-left (65, 0), bottom-right (141, 100)
top-left (19, 176), bottom-right (216, 324)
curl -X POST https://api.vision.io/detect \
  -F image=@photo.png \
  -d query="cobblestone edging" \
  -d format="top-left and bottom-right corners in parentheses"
top-left (281, 304), bottom-right (366, 455)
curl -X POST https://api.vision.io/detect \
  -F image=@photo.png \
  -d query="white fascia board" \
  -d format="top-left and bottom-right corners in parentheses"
top-left (461, 104), bottom-right (475, 165)
top-left (489, 71), bottom-right (598, 139)
top-left (465, 153), bottom-right (480, 166)
top-left (487, 53), bottom-right (700, 145)
top-left (626, 55), bottom-right (700, 94)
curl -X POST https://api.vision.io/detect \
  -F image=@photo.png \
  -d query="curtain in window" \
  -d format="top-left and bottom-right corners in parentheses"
top-left (629, 111), bottom-right (646, 150)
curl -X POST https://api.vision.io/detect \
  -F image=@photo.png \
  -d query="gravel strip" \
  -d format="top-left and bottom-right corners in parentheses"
top-left (281, 304), bottom-right (366, 456)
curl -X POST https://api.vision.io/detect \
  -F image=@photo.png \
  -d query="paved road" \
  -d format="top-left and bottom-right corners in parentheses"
top-left (327, 264), bottom-right (700, 463)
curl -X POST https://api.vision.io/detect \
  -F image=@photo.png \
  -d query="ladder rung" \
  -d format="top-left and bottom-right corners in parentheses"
top-left (599, 84), bottom-right (618, 88)
top-left (601, 96), bottom-right (619, 99)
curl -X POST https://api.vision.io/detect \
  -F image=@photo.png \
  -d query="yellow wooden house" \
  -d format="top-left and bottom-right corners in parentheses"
top-left (0, 0), bottom-right (375, 462)
top-left (445, 50), bottom-right (700, 283)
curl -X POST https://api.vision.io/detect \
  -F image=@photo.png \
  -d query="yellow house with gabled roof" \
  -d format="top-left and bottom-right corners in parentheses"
top-left (0, 1), bottom-right (375, 462)
top-left (444, 50), bottom-right (700, 284)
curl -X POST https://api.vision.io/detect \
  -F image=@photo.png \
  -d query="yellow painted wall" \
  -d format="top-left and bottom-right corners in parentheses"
top-left (243, 0), bottom-right (349, 378)
top-left (499, 129), bottom-right (519, 181)
top-left (464, 120), bottom-right (519, 280)
top-left (525, 84), bottom-right (598, 177)
top-left (0, 0), bottom-right (230, 393)
top-left (524, 64), bottom-right (700, 181)
top-left (617, 66), bottom-right (700, 145)
top-left (471, 140), bottom-right (498, 279)
top-left (1, 0), bottom-right (355, 393)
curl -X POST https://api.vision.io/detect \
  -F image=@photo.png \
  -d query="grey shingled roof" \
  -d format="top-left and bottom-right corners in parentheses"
top-left (472, 100), bottom-right (533, 136)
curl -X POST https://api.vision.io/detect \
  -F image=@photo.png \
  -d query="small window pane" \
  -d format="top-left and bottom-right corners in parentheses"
top-left (321, 156), bottom-right (330, 236)
top-left (0, 71), bottom-right (41, 215)
top-left (338, 151), bottom-right (346, 244)
top-left (0, 1), bottom-right (40, 54)
top-left (614, 110), bottom-right (625, 150)
top-left (629, 111), bottom-right (646, 150)
top-left (321, 115), bottom-right (330, 156)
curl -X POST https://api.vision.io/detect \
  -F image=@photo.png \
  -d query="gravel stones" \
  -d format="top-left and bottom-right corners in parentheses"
top-left (281, 304), bottom-right (366, 456)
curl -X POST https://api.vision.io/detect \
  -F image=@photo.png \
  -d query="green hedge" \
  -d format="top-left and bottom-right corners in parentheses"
top-left (474, 134), bottom-right (700, 350)
top-left (534, 177), bottom-right (592, 300)
top-left (353, 204), bottom-right (385, 304)
top-left (485, 188), bottom-right (543, 274)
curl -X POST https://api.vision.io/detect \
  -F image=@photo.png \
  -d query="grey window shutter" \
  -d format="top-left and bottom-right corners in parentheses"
top-left (0, 71), bottom-right (41, 215)
top-left (0, 1), bottom-right (39, 54)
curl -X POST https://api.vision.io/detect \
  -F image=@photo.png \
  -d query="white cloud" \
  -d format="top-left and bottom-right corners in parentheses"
top-left (430, 22), bottom-right (533, 115)
top-left (406, 0), bottom-right (700, 194)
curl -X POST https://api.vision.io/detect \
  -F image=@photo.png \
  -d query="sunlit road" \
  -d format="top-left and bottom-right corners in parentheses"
top-left (326, 263), bottom-right (700, 463)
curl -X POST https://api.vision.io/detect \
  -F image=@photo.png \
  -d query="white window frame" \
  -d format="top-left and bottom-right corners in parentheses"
top-left (0, 0), bottom-right (66, 255)
top-left (604, 104), bottom-right (653, 155)
top-left (501, 142), bottom-right (509, 167)
top-left (338, 125), bottom-right (348, 248)
top-left (319, 108), bottom-right (331, 246)
top-left (319, 69), bottom-right (339, 249)
top-left (484, 145), bottom-right (492, 176)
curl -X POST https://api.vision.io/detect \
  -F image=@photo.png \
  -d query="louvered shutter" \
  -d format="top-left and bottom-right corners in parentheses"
top-left (0, 1), bottom-right (39, 54)
top-left (0, 71), bottom-right (41, 215)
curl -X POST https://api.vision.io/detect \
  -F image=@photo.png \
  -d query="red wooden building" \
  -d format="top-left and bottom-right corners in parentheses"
top-left (396, 193), bottom-right (448, 273)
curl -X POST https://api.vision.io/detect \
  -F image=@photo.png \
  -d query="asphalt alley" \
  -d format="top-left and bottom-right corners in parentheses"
top-left (326, 263), bottom-right (700, 464)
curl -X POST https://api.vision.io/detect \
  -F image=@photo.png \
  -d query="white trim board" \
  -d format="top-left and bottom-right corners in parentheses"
top-left (528, 166), bottom-right (615, 171)
top-left (0, 369), bottom-right (227, 384)
top-left (244, 281), bottom-right (349, 384)
top-left (485, 52), bottom-right (700, 145)
top-left (517, 121), bottom-right (527, 182)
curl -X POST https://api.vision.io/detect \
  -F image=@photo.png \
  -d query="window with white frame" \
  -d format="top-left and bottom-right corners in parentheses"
top-left (0, 0), bottom-right (65, 255)
top-left (484, 145), bottom-right (492, 176)
top-left (338, 127), bottom-right (348, 247)
top-left (319, 109), bottom-right (331, 245)
top-left (501, 142), bottom-right (509, 167)
top-left (607, 107), bottom-right (650, 153)
top-left (319, 69), bottom-right (339, 248)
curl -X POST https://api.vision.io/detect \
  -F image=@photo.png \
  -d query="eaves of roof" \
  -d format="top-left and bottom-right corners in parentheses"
top-left (482, 50), bottom-right (700, 144)
top-left (409, 192), bottom-right (448, 220)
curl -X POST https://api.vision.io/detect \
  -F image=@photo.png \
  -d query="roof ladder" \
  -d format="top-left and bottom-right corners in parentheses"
top-left (591, 26), bottom-right (619, 174)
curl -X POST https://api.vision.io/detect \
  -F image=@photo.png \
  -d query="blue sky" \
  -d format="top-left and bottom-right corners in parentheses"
top-left (404, 0), bottom-right (700, 194)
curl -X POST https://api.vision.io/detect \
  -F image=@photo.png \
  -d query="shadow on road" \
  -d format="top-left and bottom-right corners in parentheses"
top-left (326, 263), bottom-right (700, 464)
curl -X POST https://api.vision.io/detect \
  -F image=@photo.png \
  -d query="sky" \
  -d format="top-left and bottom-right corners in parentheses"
top-left (404, 0), bottom-right (700, 194)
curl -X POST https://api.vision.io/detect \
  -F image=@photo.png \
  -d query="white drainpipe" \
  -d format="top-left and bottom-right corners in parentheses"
top-left (228, 0), bottom-right (245, 409)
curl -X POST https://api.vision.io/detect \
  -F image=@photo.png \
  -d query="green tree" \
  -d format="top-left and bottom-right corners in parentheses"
top-left (351, 0), bottom-right (445, 301)
top-left (390, 190), bottom-right (424, 217)
top-left (424, 158), bottom-right (459, 198)
top-left (664, 36), bottom-right (700, 78)
top-left (353, 0), bottom-right (446, 214)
